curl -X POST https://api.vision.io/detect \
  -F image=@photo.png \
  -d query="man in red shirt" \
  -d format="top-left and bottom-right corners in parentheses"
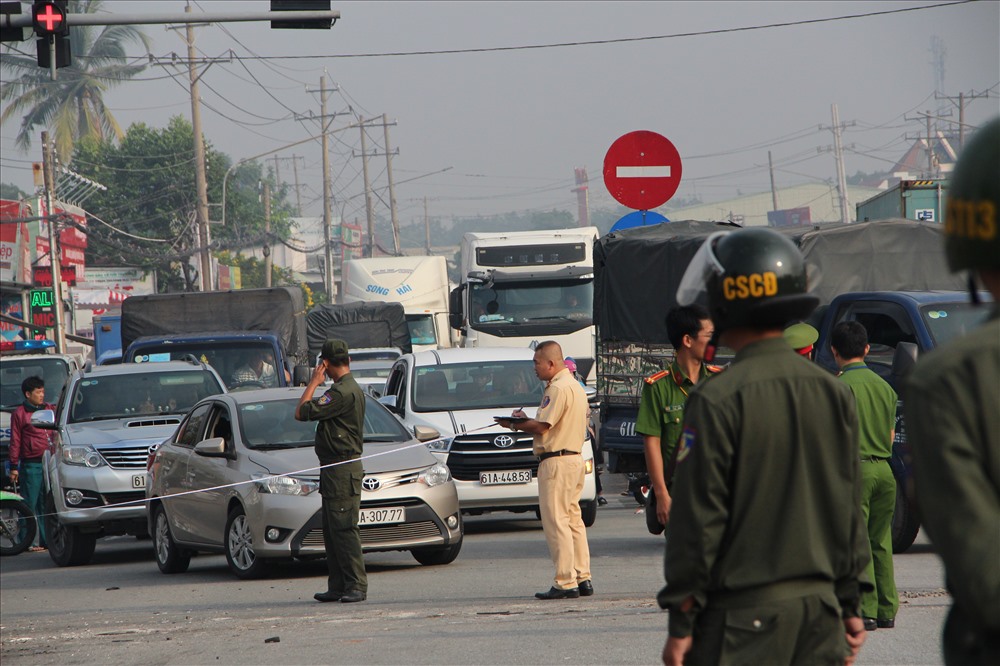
top-left (9, 376), bottom-right (55, 552)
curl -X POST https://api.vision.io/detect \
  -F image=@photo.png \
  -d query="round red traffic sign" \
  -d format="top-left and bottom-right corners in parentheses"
top-left (603, 130), bottom-right (683, 210)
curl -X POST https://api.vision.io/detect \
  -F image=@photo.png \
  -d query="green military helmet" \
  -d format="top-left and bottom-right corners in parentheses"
top-left (677, 227), bottom-right (819, 332)
top-left (945, 116), bottom-right (1000, 273)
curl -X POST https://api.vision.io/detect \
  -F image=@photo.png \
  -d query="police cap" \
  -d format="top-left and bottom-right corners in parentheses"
top-left (945, 116), bottom-right (1000, 273)
top-left (319, 338), bottom-right (350, 361)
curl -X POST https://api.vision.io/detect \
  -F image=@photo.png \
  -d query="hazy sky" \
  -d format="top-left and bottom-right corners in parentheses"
top-left (2, 1), bottom-right (998, 228)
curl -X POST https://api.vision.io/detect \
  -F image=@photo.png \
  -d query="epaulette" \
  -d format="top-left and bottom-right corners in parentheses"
top-left (645, 369), bottom-right (670, 384)
top-left (706, 364), bottom-right (724, 373)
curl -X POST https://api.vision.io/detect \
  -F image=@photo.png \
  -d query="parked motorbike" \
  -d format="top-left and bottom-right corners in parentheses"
top-left (0, 487), bottom-right (38, 556)
top-left (625, 471), bottom-right (652, 506)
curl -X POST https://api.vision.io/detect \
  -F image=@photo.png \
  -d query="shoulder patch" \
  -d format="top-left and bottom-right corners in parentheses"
top-left (676, 426), bottom-right (697, 463)
top-left (317, 393), bottom-right (333, 405)
top-left (645, 370), bottom-right (670, 384)
top-left (541, 395), bottom-right (551, 408)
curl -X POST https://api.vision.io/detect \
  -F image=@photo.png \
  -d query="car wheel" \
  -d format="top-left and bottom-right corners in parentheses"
top-left (45, 494), bottom-right (97, 567)
top-left (152, 504), bottom-right (191, 574)
top-left (891, 481), bottom-right (920, 554)
top-left (580, 500), bottom-right (597, 528)
top-left (225, 506), bottom-right (267, 579)
top-left (0, 498), bottom-right (38, 556)
top-left (411, 536), bottom-right (463, 566)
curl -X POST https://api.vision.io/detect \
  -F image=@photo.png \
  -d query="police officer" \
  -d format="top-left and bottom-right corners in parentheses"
top-left (904, 117), bottom-right (1000, 665)
top-left (659, 227), bottom-right (871, 666)
top-left (636, 304), bottom-right (720, 532)
top-left (295, 338), bottom-right (367, 603)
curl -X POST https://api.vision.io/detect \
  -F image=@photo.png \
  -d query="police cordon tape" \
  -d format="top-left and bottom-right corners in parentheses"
top-left (28, 421), bottom-right (510, 522)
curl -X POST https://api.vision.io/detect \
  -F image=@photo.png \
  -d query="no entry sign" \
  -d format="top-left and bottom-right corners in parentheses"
top-left (603, 130), bottom-right (683, 210)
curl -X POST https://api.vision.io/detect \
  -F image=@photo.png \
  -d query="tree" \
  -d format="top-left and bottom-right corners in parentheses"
top-left (0, 0), bottom-right (151, 160)
top-left (0, 182), bottom-right (28, 200)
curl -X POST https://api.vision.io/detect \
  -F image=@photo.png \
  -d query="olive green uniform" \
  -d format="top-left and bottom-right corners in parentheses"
top-left (839, 361), bottom-right (899, 623)
top-left (299, 373), bottom-right (367, 595)
top-left (905, 313), bottom-right (1000, 665)
top-left (659, 338), bottom-right (871, 665)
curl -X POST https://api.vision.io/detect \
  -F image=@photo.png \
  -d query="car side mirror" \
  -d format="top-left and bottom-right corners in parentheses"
top-left (413, 425), bottom-right (440, 442)
top-left (292, 365), bottom-right (312, 386)
top-left (30, 409), bottom-right (57, 430)
top-left (891, 342), bottom-right (918, 380)
top-left (194, 437), bottom-right (231, 459)
top-left (378, 394), bottom-right (399, 413)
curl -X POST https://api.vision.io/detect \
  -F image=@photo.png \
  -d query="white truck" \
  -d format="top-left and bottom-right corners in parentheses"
top-left (448, 227), bottom-right (599, 383)
top-left (342, 256), bottom-right (452, 353)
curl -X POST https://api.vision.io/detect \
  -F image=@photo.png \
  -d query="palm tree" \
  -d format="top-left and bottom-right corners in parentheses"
top-left (0, 0), bottom-right (151, 160)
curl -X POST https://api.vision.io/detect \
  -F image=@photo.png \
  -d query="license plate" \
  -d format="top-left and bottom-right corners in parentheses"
top-left (358, 507), bottom-right (406, 525)
top-left (132, 474), bottom-right (146, 489)
top-left (480, 470), bottom-right (532, 485)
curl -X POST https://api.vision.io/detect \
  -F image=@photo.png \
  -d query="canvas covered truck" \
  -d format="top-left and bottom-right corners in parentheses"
top-left (594, 218), bottom-right (966, 552)
top-left (305, 301), bottom-right (412, 359)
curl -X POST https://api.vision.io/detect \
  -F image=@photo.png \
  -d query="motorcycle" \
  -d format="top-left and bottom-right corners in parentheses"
top-left (0, 487), bottom-right (38, 556)
top-left (625, 471), bottom-right (652, 506)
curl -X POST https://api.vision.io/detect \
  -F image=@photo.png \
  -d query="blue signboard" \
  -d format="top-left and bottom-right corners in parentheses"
top-left (609, 210), bottom-right (669, 232)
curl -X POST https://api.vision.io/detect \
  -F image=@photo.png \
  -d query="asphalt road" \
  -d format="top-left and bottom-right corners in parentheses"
top-left (1, 474), bottom-right (950, 665)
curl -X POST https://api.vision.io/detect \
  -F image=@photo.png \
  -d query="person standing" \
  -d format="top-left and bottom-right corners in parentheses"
top-left (904, 117), bottom-right (1000, 665)
top-left (496, 341), bottom-right (592, 600)
top-left (783, 321), bottom-right (819, 360)
top-left (636, 305), bottom-right (719, 530)
top-left (660, 227), bottom-right (870, 666)
top-left (295, 338), bottom-right (368, 603)
top-left (9, 376), bottom-right (54, 553)
top-left (832, 320), bottom-right (899, 632)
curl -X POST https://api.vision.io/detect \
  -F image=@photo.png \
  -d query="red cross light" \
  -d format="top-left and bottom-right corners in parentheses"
top-left (33, 2), bottom-right (66, 35)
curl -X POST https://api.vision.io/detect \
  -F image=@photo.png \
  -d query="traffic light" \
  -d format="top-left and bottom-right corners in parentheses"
top-left (270, 0), bottom-right (333, 29)
top-left (32, 1), bottom-right (71, 69)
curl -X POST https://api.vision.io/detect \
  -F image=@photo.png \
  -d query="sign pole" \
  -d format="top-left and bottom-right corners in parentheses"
top-left (41, 130), bottom-right (66, 353)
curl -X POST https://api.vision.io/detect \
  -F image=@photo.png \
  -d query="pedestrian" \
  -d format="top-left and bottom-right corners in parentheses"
top-left (295, 338), bottom-right (368, 603)
top-left (636, 305), bottom-right (720, 532)
top-left (660, 227), bottom-right (870, 666)
top-left (496, 341), bottom-right (593, 600)
top-left (9, 376), bottom-right (54, 552)
top-left (831, 320), bottom-right (899, 632)
top-left (783, 321), bottom-right (819, 360)
top-left (904, 116), bottom-right (1000, 665)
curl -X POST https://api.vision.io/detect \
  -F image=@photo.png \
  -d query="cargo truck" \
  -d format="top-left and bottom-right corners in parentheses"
top-left (856, 179), bottom-right (947, 224)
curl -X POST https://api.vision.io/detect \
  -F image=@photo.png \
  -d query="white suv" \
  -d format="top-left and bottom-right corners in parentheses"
top-left (379, 347), bottom-right (598, 526)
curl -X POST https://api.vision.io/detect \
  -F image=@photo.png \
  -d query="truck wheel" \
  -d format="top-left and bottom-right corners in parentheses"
top-left (0, 498), bottom-right (37, 556)
top-left (891, 482), bottom-right (920, 554)
top-left (45, 495), bottom-right (97, 567)
top-left (580, 500), bottom-right (597, 528)
top-left (152, 504), bottom-right (191, 574)
top-left (225, 506), bottom-right (267, 579)
top-left (412, 537), bottom-right (462, 566)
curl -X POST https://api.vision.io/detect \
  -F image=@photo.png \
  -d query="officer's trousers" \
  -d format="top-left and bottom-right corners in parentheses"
top-left (538, 455), bottom-right (591, 590)
top-left (320, 461), bottom-right (367, 594)
top-left (860, 459), bottom-right (898, 620)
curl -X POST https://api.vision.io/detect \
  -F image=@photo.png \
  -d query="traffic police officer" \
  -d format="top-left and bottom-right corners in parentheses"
top-left (659, 227), bottom-right (871, 666)
top-left (295, 338), bottom-right (367, 603)
top-left (905, 116), bottom-right (1000, 665)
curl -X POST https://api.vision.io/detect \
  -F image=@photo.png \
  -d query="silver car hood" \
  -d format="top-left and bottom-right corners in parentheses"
top-left (64, 418), bottom-right (182, 448)
top-left (412, 406), bottom-right (539, 438)
top-left (246, 440), bottom-right (437, 477)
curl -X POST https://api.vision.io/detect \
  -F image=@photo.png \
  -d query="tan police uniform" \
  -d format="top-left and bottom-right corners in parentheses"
top-left (534, 367), bottom-right (591, 591)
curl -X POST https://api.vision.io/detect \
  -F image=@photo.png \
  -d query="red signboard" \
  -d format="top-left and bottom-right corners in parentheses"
top-left (603, 130), bottom-right (683, 210)
top-left (33, 265), bottom-right (78, 287)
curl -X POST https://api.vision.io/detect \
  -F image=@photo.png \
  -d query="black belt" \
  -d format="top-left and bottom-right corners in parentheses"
top-left (538, 450), bottom-right (580, 461)
top-left (860, 456), bottom-right (890, 462)
top-left (21, 457), bottom-right (44, 463)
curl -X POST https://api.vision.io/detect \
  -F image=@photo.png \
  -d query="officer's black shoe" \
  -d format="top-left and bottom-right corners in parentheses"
top-left (863, 618), bottom-right (878, 631)
top-left (597, 496), bottom-right (608, 506)
top-left (876, 618), bottom-right (895, 629)
top-left (314, 590), bottom-right (343, 602)
top-left (340, 589), bottom-right (367, 603)
top-left (578, 580), bottom-right (594, 597)
top-left (535, 586), bottom-right (580, 600)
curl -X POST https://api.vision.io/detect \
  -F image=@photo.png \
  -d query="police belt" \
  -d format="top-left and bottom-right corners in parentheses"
top-left (538, 450), bottom-right (580, 461)
top-left (707, 578), bottom-right (834, 609)
top-left (859, 456), bottom-right (890, 462)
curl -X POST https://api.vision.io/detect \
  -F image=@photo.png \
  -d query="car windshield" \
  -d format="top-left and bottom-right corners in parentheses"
top-left (131, 341), bottom-right (280, 390)
top-left (412, 360), bottom-right (543, 412)
top-left (920, 301), bottom-right (993, 346)
top-left (69, 370), bottom-right (224, 423)
top-left (470, 279), bottom-right (592, 327)
top-left (0, 357), bottom-right (70, 411)
top-left (238, 395), bottom-right (411, 449)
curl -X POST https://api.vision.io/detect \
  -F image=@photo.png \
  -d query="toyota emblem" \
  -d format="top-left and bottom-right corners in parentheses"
top-left (493, 434), bottom-right (515, 448)
top-left (362, 476), bottom-right (381, 491)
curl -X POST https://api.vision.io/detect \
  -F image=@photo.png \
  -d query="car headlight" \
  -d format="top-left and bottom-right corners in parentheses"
top-left (251, 473), bottom-right (319, 496)
top-left (62, 446), bottom-right (106, 468)
top-left (426, 436), bottom-right (452, 453)
top-left (419, 462), bottom-right (451, 487)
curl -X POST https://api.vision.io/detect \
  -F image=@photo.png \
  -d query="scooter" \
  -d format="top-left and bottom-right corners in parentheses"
top-left (0, 487), bottom-right (38, 556)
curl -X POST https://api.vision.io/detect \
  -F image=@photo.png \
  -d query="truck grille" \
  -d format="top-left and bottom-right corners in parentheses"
top-left (97, 445), bottom-right (154, 469)
top-left (446, 433), bottom-right (537, 481)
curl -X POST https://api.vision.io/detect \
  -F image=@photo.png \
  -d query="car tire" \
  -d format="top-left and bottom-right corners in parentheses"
top-left (225, 506), bottom-right (267, 579)
top-left (152, 504), bottom-right (191, 574)
top-left (45, 494), bottom-right (97, 567)
top-left (580, 500), bottom-right (597, 528)
top-left (0, 498), bottom-right (38, 556)
top-left (411, 536), bottom-right (463, 566)
top-left (891, 481), bottom-right (920, 554)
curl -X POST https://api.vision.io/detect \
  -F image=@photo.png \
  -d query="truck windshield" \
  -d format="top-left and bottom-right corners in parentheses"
top-left (920, 302), bottom-right (993, 347)
top-left (69, 370), bottom-right (224, 423)
top-left (470, 280), bottom-right (593, 328)
top-left (412, 361), bottom-right (543, 412)
top-left (130, 342), bottom-right (281, 390)
top-left (0, 357), bottom-right (70, 411)
top-left (405, 314), bottom-right (437, 346)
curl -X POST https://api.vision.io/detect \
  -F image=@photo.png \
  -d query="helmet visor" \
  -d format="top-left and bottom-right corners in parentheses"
top-left (676, 232), bottom-right (729, 305)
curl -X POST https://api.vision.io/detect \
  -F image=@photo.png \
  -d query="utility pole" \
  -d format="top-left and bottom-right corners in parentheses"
top-left (41, 131), bottom-right (66, 353)
top-left (768, 150), bottom-right (779, 212)
top-left (321, 76), bottom-right (333, 299)
top-left (830, 104), bottom-right (851, 225)
top-left (382, 113), bottom-right (401, 255)
top-left (263, 182), bottom-right (272, 288)
top-left (935, 90), bottom-right (989, 150)
top-left (291, 154), bottom-right (303, 216)
top-left (359, 117), bottom-right (376, 258)
top-left (270, 156), bottom-right (281, 191)
top-left (424, 196), bottom-right (431, 255)
top-left (182, 3), bottom-right (213, 291)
